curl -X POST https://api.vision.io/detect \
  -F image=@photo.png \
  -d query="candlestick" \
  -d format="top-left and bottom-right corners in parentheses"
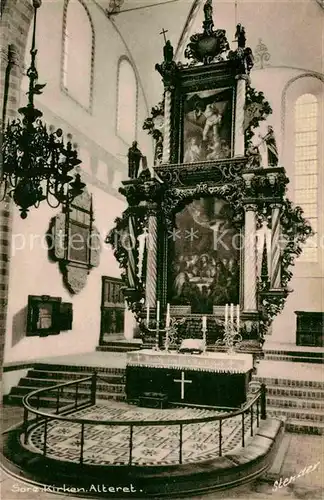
top-left (236, 305), bottom-right (240, 328)
top-left (230, 303), bottom-right (234, 327)
top-left (225, 304), bottom-right (228, 327)
top-left (156, 301), bottom-right (160, 323)
top-left (155, 301), bottom-right (160, 350)
top-left (166, 303), bottom-right (170, 328)
top-left (146, 303), bottom-right (150, 325)
top-left (202, 315), bottom-right (207, 330)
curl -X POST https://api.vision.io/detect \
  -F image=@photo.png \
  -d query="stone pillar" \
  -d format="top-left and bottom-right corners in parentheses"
top-left (243, 204), bottom-right (258, 312)
top-left (162, 90), bottom-right (172, 164)
top-left (270, 203), bottom-right (282, 289)
top-left (145, 204), bottom-right (158, 307)
top-left (234, 76), bottom-right (247, 157)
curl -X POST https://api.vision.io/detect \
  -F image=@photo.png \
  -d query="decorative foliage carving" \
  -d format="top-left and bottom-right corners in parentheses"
top-left (105, 203), bottom-right (148, 319)
top-left (142, 100), bottom-right (165, 166)
top-left (244, 85), bottom-right (272, 149)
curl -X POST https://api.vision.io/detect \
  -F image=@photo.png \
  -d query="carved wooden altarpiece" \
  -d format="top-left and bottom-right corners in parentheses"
top-left (109, 3), bottom-right (306, 358)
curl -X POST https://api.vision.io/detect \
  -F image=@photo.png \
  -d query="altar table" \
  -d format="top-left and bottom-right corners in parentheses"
top-left (126, 350), bottom-right (253, 408)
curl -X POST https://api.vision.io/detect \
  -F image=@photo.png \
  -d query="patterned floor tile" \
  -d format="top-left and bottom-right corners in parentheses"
top-left (27, 401), bottom-right (255, 466)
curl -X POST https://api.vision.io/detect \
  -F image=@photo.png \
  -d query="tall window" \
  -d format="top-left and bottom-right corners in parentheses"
top-left (62, 0), bottom-right (94, 109)
top-left (294, 93), bottom-right (318, 261)
top-left (116, 58), bottom-right (137, 145)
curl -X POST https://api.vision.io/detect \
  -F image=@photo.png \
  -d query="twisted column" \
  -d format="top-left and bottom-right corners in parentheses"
top-left (270, 203), bottom-right (282, 289)
top-left (234, 76), bottom-right (247, 157)
top-left (145, 205), bottom-right (158, 307)
top-left (162, 90), bottom-right (172, 164)
top-left (243, 204), bottom-right (258, 312)
top-left (123, 215), bottom-right (137, 289)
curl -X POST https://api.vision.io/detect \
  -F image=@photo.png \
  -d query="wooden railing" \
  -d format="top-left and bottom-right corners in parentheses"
top-left (22, 373), bottom-right (266, 466)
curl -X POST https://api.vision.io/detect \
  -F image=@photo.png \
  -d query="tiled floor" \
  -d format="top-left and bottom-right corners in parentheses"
top-left (27, 402), bottom-right (252, 466)
top-left (1, 405), bottom-right (323, 500)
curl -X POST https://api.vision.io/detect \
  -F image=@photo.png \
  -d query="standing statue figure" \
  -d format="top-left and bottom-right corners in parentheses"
top-left (128, 141), bottom-right (142, 179)
top-left (235, 24), bottom-right (246, 49)
top-left (259, 125), bottom-right (279, 167)
top-left (163, 40), bottom-right (174, 64)
top-left (203, 0), bottom-right (214, 35)
top-left (204, 0), bottom-right (213, 20)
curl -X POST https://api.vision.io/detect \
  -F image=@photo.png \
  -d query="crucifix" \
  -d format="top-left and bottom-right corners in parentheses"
top-left (159, 28), bottom-right (169, 44)
top-left (173, 371), bottom-right (192, 400)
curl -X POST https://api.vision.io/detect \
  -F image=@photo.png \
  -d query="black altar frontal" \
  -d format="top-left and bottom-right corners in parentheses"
top-left (107, 1), bottom-right (306, 411)
top-left (126, 350), bottom-right (253, 408)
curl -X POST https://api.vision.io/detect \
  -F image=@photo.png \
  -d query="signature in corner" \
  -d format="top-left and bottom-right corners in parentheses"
top-left (272, 461), bottom-right (320, 491)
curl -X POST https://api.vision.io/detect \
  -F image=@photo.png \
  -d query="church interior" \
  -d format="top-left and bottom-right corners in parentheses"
top-left (0, 0), bottom-right (323, 499)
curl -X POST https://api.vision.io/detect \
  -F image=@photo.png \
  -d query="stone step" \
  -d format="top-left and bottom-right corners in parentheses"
top-left (96, 345), bottom-right (139, 352)
top-left (266, 384), bottom-right (324, 400)
top-left (4, 392), bottom-right (126, 407)
top-left (266, 406), bottom-right (324, 423)
top-left (34, 363), bottom-right (125, 375)
top-left (264, 354), bottom-right (323, 364)
top-left (253, 375), bottom-right (324, 390)
top-left (25, 370), bottom-right (125, 383)
top-left (284, 419), bottom-right (324, 435)
top-left (27, 368), bottom-right (125, 382)
top-left (264, 348), bottom-right (324, 359)
top-left (18, 377), bottom-right (125, 391)
top-left (11, 383), bottom-right (126, 397)
top-left (266, 395), bottom-right (324, 410)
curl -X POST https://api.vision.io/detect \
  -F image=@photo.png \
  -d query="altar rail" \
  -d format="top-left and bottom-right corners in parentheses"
top-left (21, 373), bottom-right (267, 466)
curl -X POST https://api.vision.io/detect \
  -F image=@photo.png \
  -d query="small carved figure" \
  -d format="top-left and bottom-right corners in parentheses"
top-left (154, 134), bottom-right (163, 166)
top-left (259, 125), bottom-right (278, 166)
top-left (163, 40), bottom-right (174, 64)
top-left (244, 47), bottom-right (254, 74)
top-left (246, 144), bottom-right (261, 169)
top-left (204, 0), bottom-right (213, 21)
top-left (128, 141), bottom-right (142, 179)
top-left (235, 24), bottom-right (246, 49)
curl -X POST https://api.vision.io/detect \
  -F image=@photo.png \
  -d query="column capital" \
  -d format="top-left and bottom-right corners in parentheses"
top-left (147, 202), bottom-right (159, 216)
top-left (270, 202), bottom-right (282, 210)
top-left (235, 74), bottom-right (250, 82)
top-left (244, 203), bottom-right (258, 212)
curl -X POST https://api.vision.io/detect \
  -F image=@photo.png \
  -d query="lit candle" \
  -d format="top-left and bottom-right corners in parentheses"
top-left (230, 303), bottom-right (234, 326)
top-left (202, 315), bottom-right (207, 330)
top-left (156, 300), bottom-right (160, 324)
top-left (166, 303), bottom-right (170, 328)
top-left (237, 305), bottom-right (240, 328)
top-left (146, 303), bottom-right (150, 324)
top-left (225, 304), bottom-right (228, 327)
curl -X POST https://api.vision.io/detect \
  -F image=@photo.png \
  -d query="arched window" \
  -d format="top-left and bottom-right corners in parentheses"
top-left (116, 58), bottom-right (138, 145)
top-left (294, 93), bottom-right (318, 261)
top-left (62, 0), bottom-right (94, 109)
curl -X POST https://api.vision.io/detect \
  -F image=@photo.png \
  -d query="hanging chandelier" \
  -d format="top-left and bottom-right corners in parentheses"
top-left (0, 0), bottom-right (85, 219)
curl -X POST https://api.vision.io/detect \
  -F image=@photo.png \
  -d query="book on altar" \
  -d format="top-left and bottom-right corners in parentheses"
top-left (179, 338), bottom-right (205, 354)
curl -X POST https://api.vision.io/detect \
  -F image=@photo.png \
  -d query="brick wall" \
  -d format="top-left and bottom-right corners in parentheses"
top-left (0, 0), bottom-right (33, 368)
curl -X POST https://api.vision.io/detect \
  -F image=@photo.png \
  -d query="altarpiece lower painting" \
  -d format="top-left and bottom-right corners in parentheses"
top-left (171, 197), bottom-right (240, 312)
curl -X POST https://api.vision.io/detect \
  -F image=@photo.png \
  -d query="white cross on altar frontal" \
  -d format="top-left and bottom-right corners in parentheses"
top-left (174, 371), bottom-right (192, 400)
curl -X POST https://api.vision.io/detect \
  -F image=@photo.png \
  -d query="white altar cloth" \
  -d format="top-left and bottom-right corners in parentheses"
top-left (126, 349), bottom-right (253, 374)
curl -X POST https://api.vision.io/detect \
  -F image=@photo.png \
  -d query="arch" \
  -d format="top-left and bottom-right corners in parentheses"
top-left (281, 74), bottom-right (323, 263)
top-left (61, 0), bottom-right (95, 111)
top-left (281, 72), bottom-right (324, 141)
top-left (116, 56), bottom-right (138, 145)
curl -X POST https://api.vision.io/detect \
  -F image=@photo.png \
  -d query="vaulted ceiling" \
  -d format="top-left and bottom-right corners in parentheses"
top-left (97, 0), bottom-right (323, 107)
